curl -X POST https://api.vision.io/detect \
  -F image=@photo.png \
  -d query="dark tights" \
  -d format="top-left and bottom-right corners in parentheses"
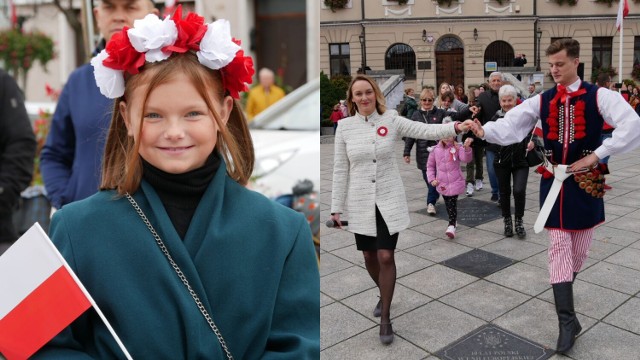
top-left (363, 250), bottom-right (396, 324)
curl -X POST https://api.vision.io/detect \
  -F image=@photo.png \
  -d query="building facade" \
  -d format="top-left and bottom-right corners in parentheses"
top-left (320, 0), bottom-right (640, 92)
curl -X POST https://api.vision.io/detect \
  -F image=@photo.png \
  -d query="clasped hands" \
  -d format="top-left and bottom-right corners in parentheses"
top-left (457, 119), bottom-right (484, 136)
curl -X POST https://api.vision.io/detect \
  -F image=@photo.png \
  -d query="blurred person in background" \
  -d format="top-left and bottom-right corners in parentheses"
top-left (40, 0), bottom-right (158, 211)
top-left (245, 67), bottom-right (286, 120)
top-left (474, 72), bottom-right (504, 203)
top-left (0, 69), bottom-right (36, 249)
top-left (330, 103), bottom-right (344, 132)
top-left (455, 84), bottom-right (468, 104)
top-left (401, 88), bottom-right (418, 118)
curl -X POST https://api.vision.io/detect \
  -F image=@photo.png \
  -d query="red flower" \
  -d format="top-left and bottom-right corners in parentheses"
top-left (103, 28), bottom-right (146, 75)
top-left (221, 41), bottom-right (254, 99)
top-left (163, 6), bottom-right (207, 54)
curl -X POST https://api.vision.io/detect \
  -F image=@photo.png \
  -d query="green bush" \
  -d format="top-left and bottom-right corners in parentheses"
top-left (320, 71), bottom-right (351, 122)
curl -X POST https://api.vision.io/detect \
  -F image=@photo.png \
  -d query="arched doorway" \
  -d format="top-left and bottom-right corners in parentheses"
top-left (385, 43), bottom-right (416, 80)
top-left (435, 36), bottom-right (464, 89)
top-left (484, 41), bottom-right (514, 76)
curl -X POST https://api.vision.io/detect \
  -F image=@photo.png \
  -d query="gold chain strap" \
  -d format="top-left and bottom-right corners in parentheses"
top-left (125, 193), bottom-right (234, 360)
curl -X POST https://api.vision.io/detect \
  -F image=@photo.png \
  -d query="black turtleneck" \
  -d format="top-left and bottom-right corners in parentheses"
top-left (142, 153), bottom-right (221, 239)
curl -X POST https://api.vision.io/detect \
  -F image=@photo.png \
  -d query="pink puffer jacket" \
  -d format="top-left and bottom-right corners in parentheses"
top-left (426, 141), bottom-right (472, 196)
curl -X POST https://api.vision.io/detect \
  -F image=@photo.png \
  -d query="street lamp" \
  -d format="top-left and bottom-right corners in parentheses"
top-left (422, 29), bottom-right (427, 43)
top-left (473, 28), bottom-right (478, 42)
top-left (359, 29), bottom-right (367, 74)
top-left (536, 27), bottom-right (542, 71)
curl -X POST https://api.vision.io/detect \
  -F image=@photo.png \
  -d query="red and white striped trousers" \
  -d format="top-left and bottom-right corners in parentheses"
top-left (547, 228), bottom-right (595, 284)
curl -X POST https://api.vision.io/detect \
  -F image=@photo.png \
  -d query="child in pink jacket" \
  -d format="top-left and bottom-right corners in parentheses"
top-left (427, 134), bottom-right (474, 238)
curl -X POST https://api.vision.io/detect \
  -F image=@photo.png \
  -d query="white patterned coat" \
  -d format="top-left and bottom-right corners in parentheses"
top-left (331, 110), bottom-right (458, 236)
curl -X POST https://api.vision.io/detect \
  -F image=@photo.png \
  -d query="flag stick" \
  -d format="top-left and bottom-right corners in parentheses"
top-left (619, 16), bottom-right (623, 85)
top-left (34, 224), bottom-right (133, 360)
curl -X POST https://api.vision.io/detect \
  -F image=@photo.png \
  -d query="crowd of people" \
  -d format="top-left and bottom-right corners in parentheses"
top-left (329, 38), bottom-right (640, 356)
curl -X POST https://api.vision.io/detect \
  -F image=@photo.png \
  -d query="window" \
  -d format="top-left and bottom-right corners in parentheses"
top-left (634, 36), bottom-right (640, 66)
top-left (483, 41), bottom-right (514, 76)
top-left (329, 43), bottom-right (351, 77)
top-left (592, 37), bottom-right (613, 70)
top-left (385, 43), bottom-right (416, 80)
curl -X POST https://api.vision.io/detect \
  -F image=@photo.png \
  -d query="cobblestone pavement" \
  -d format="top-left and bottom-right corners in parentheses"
top-left (320, 138), bottom-right (640, 360)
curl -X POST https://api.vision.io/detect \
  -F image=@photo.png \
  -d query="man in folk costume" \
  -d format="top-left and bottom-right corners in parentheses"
top-left (471, 38), bottom-right (640, 354)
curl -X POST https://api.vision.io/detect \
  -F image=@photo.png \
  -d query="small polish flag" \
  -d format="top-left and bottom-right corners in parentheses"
top-left (533, 119), bottom-right (543, 138)
top-left (0, 224), bottom-right (91, 359)
top-left (616, 0), bottom-right (629, 31)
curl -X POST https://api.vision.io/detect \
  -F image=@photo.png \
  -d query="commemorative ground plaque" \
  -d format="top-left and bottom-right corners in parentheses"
top-left (442, 248), bottom-right (514, 278)
top-left (436, 324), bottom-right (554, 360)
top-left (416, 198), bottom-right (508, 227)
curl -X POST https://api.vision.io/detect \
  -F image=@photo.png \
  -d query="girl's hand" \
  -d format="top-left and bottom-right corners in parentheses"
top-left (527, 141), bottom-right (534, 151)
top-left (431, 180), bottom-right (439, 187)
top-left (464, 138), bottom-right (474, 148)
top-left (403, 155), bottom-right (411, 164)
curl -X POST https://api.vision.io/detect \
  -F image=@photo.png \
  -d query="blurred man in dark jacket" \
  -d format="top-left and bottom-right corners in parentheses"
top-left (475, 72), bottom-right (504, 203)
top-left (0, 69), bottom-right (36, 245)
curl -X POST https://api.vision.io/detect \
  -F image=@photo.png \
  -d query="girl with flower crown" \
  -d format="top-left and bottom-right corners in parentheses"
top-left (34, 8), bottom-right (319, 359)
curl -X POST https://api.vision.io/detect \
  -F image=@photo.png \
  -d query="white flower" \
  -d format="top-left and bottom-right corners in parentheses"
top-left (127, 14), bottom-right (178, 63)
top-left (197, 19), bottom-right (241, 70)
top-left (91, 50), bottom-right (125, 99)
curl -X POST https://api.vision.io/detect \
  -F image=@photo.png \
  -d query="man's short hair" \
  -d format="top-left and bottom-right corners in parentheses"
top-left (546, 38), bottom-right (580, 59)
top-left (488, 72), bottom-right (504, 82)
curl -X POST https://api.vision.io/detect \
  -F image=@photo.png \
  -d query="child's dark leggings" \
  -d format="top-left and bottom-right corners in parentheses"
top-left (442, 195), bottom-right (458, 226)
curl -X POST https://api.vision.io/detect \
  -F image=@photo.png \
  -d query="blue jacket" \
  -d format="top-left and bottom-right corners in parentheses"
top-left (40, 63), bottom-right (113, 209)
top-left (34, 161), bottom-right (320, 359)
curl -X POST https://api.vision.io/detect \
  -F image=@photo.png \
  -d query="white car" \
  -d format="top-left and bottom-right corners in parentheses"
top-left (249, 77), bottom-right (320, 198)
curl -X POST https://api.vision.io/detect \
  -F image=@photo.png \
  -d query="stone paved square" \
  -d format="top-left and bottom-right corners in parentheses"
top-left (321, 142), bottom-right (640, 358)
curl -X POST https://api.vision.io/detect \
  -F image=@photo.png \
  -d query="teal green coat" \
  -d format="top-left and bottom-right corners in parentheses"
top-left (34, 162), bottom-right (320, 359)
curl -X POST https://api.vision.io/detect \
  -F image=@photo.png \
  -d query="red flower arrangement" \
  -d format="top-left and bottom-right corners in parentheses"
top-left (92, 5), bottom-right (254, 99)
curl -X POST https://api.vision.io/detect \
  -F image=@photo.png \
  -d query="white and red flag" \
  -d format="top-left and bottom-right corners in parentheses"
top-left (0, 224), bottom-right (91, 359)
top-left (616, 0), bottom-right (629, 31)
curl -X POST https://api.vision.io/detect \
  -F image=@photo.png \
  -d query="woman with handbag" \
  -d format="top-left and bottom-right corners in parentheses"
top-left (491, 85), bottom-right (537, 238)
top-left (34, 10), bottom-right (319, 359)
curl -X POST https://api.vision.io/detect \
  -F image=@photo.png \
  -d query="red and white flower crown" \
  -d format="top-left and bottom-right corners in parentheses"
top-left (91, 6), bottom-right (254, 99)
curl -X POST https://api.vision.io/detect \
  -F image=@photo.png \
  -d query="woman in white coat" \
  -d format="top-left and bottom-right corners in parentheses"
top-left (330, 74), bottom-right (474, 344)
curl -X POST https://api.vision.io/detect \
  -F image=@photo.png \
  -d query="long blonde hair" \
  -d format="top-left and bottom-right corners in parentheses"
top-left (346, 74), bottom-right (387, 116)
top-left (100, 53), bottom-right (254, 194)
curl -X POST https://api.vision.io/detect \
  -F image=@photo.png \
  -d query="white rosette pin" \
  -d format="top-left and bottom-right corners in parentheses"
top-left (127, 14), bottom-right (178, 63)
top-left (91, 50), bottom-right (125, 99)
top-left (197, 19), bottom-right (241, 70)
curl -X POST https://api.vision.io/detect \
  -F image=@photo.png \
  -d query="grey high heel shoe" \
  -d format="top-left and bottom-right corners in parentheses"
top-left (379, 322), bottom-right (394, 345)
